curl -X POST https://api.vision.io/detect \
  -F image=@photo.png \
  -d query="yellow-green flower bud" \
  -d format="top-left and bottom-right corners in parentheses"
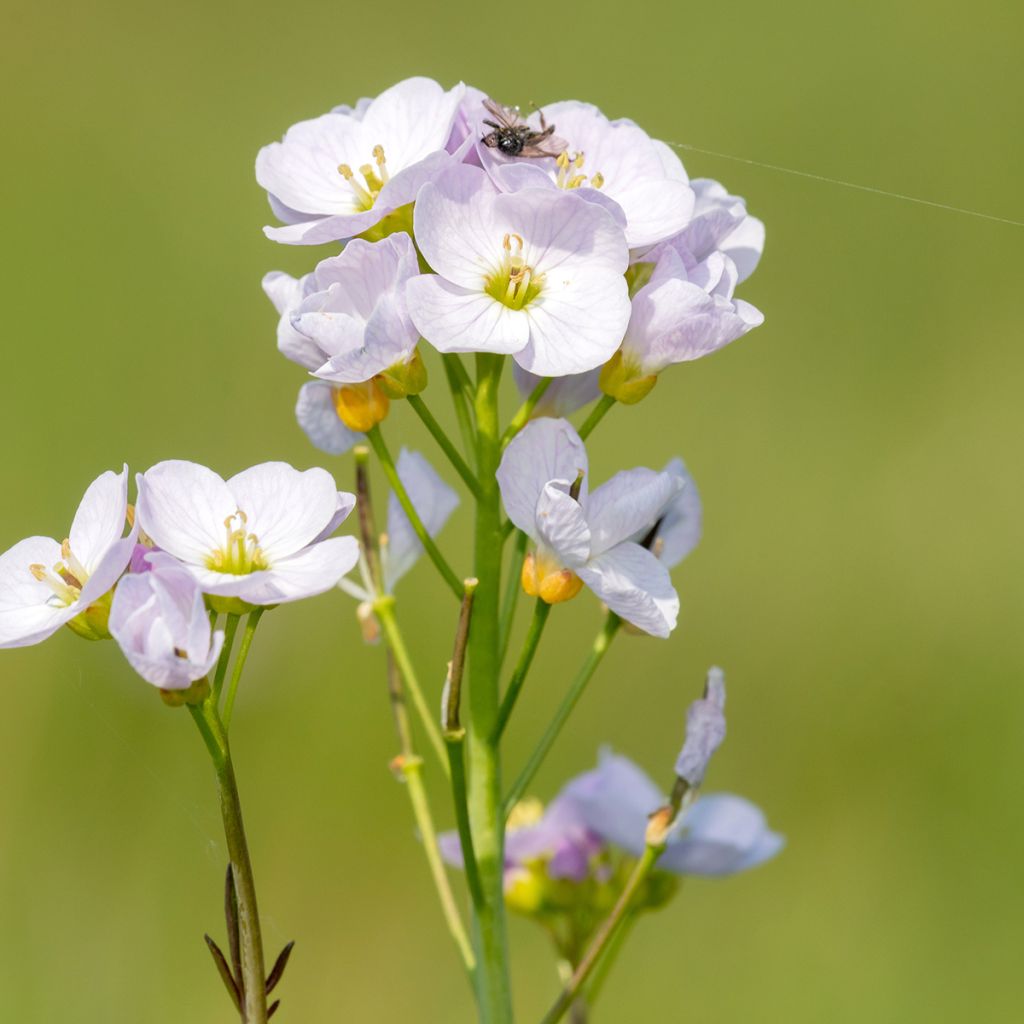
top-left (599, 351), bottom-right (658, 405)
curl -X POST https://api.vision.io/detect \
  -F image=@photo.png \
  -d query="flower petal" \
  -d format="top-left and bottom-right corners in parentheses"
top-left (0, 536), bottom-right (72, 648)
top-left (68, 466), bottom-right (129, 572)
top-left (586, 468), bottom-right (682, 557)
top-left (534, 482), bottom-right (591, 568)
top-left (513, 366), bottom-right (601, 418)
top-left (577, 542), bottom-right (678, 637)
top-left (651, 458), bottom-right (702, 568)
top-left (295, 383), bottom-right (362, 456)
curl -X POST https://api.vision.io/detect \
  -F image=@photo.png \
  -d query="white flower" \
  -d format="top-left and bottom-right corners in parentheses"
top-left (256, 77), bottom-right (466, 245)
top-left (109, 553), bottom-right (225, 689)
top-left (0, 467), bottom-right (136, 647)
top-left (136, 461), bottom-right (358, 606)
top-left (638, 458), bottom-right (703, 569)
top-left (474, 99), bottom-right (695, 249)
top-left (496, 418), bottom-right (681, 637)
top-left (407, 165), bottom-right (630, 377)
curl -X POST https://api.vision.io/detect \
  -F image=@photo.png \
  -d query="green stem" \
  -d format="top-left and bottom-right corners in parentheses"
top-left (538, 846), bottom-right (661, 1024)
top-left (189, 700), bottom-right (268, 1024)
top-left (493, 599), bottom-right (551, 741)
top-left (466, 353), bottom-right (514, 1024)
top-left (222, 608), bottom-right (263, 731)
top-left (501, 377), bottom-right (552, 448)
top-left (578, 395), bottom-right (616, 442)
top-left (407, 393), bottom-right (482, 499)
top-left (498, 531), bottom-right (528, 666)
top-left (367, 424), bottom-right (463, 599)
top-left (443, 354), bottom-right (477, 457)
top-left (583, 908), bottom-right (638, 1006)
top-left (375, 596), bottom-right (449, 776)
top-left (212, 614), bottom-right (240, 702)
top-left (445, 732), bottom-right (485, 909)
top-left (504, 613), bottom-right (621, 816)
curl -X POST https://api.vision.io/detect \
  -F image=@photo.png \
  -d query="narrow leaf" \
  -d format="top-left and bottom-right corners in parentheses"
top-left (268, 999), bottom-right (281, 1018)
top-left (265, 941), bottom-right (295, 995)
top-left (224, 865), bottom-right (243, 998)
top-left (204, 934), bottom-right (242, 1012)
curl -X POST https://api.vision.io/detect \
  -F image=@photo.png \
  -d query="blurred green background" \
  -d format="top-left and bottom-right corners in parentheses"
top-left (2, 0), bottom-right (1022, 1020)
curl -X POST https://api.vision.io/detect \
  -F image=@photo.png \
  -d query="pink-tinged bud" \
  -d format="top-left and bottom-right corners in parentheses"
top-left (521, 551), bottom-right (583, 605)
top-left (599, 350), bottom-right (658, 405)
top-left (333, 380), bottom-right (390, 432)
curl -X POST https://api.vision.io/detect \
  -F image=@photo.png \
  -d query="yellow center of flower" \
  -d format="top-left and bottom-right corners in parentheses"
top-left (29, 538), bottom-right (89, 606)
top-left (205, 511), bottom-right (269, 575)
top-left (555, 151), bottom-right (604, 190)
top-left (485, 233), bottom-right (544, 310)
top-left (337, 144), bottom-right (391, 211)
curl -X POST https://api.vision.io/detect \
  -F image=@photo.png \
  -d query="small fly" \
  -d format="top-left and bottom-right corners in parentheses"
top-left (480, 98), bottom-right (568, 159)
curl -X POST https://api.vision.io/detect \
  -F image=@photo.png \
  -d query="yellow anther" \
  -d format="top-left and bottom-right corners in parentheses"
top-left (503, 232), bottom-right (524, 253)
top-left (29, 564), bottom-right (47, 582)
top-left (337, 163), bottom-right (354, 179)
top-left (590, 172), bottom-right (605, 189)
top-left (372, 144), bottom-right (390, 184)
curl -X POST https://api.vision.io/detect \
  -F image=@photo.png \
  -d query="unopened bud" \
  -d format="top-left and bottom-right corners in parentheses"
top-left (333, 380), bottom-right (390, 432)
top-left (356, 601), bottom-right (381, 644)
top-left (376, 349), bottom-right (428, 399)
top-left (599, 350), bottom-right (658, 405)
top-left (521, 551), bottom-right (583, 605)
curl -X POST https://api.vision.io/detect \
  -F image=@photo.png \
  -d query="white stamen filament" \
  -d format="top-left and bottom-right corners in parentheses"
top-left (337, 144), bottom-right (392, 209)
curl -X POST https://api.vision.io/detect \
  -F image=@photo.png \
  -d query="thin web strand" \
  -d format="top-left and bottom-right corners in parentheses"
top-left (665, 140), bottom-right (1024, 229)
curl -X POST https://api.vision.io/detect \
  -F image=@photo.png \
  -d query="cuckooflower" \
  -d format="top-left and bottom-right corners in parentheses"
top-left (637, 457), bottom-right (702, 569)
top-left (602, 244), bottom-right (763, 402)
top-left (496, 418), bottom-right (681, 637)
top-left (109, 553), bottom-right (224, 690)
top-left (475, 99), bottom-right (694, 249)
top-left (257, 77), bottom-right (465, 245)
top-left (0, 467), bottom-right (136, 647)
top-left (136, 461), bottom-right (358, 607)
top-left (407, 165), bottom-right (631, 377)
top-left (564, 749), bottom-right (783, 877)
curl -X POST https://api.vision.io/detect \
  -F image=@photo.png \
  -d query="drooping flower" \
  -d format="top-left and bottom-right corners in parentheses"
top-left (135, 461), bottom-right (358, 607)
top-left (407, 165), bottom-right (631, 377)
top-left (109, 553), bottom-right (224, 690)
top-left (256, 77), bottom-right (466, 245)
top-left (512, 364), bottom-right (602, 419)
top-left (637, 457), bottom-right (702, 569)
top-left (602, 243), bottom-right (763, 402)
top-left (497, 418), bottom-right (681, 637)
top-left (341, 449), bottom-right (458, 603)
top-left (474, 99), bottom-right (695, 249)
top-left (564, 750), bottom-right (783, 877)
top-left (0, 467), bottom-right (136, 648)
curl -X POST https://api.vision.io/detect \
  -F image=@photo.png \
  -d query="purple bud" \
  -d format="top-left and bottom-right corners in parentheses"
top-left (673, 667), bottom-right (726, 788)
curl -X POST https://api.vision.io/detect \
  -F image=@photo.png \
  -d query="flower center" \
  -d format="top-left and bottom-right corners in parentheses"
top-left (555, 151), bottom-right (604, 190)
top-left (205, 510), bottom-right (269, 575)
top-left (29, 539), bottom-right (89, 607)
top-left (337, 144), bottom-right (391, 211)
top-left (485, 233), bottom-right (544, 311)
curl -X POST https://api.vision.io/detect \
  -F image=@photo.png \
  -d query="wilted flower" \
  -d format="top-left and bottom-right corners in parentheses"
top-left (407, 165), bottom-right (631, 377)
top-left (136, 461), bottom-right (358, 607)
top-left (475, 99), bottom-right (695, 249)
top-left (257, 76), bottom-right (465, 245)
top-left (564, 750), bottom-right (783, 877)
top-left (0, 467), bottom-right (136, 647)
top-left (109, 553), bottom-right (224, 690)
top-left (497, 418), bottom-right (681, 637)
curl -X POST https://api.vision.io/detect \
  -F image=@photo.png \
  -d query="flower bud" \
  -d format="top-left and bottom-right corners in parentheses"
top-left (599, 351), bottom-right (658, 405)
top-left (333, 380), bottom-right (390, 432)
top-left (66, 590), bottom-right (114, 641)
top-left (521, 551), bottom-right (584, 605)
top-left (376, 349), bottom-right (428, 399)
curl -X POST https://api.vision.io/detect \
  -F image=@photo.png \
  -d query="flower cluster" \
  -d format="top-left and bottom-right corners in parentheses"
top-left (0, 462), bottom-right (358, 690)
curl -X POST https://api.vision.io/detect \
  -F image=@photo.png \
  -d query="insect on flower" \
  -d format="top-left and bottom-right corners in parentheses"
top-left (481, 98), bottom-right (568, 158)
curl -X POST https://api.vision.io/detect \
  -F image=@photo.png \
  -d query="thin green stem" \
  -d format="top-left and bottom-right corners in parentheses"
top-left (466, 352), bottom-right (514, 1023)
top-left (367, 424), bottom-right (463, 599)
top-left (408, 393), bottom-right (482, 499)
top-left (538, 846), bottom-right (661, 1024)
top-left (583, 908), bottom-right (638, 1006)
top-left (443, 354), bottom-right (477, 457)
top-left (504, 613), bottom-right (621, 816)
top-left (493, 599), bottom-right (551, 741)
top-left (189, 700), bottom-right (268, 1024)
top-left (578, 395), bottom-right (616, 442)
top-left (501, 377), bottom-right (552, 448)
top-left (375, 597), bottom-right (449, 774)
top-left (445, 733), bottom-right (485, 909)
top-left (212, 614), bottom-right (240, 702)
top-left (222, 608), bottom-right (263, 731)
top-left (498, 531), bottom-right (528, 666)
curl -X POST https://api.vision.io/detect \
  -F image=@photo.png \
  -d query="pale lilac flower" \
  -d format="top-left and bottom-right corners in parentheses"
top-left (136, 461), bottom-right (358, 606)
top-left (497, 418), bottom-right (681, 637)
top-left (637, 457), bottom-right (702, 569)
top-left (616, 244), bottom-right (763, 378)
top-left (0, 467), bottom-right (136, 648)
top-left (407, 165), bottom-right (631, 377)
top-left (474, 100), bottom-right (694, 249)
top-left (564, 750), bottom-right (783, 877)
top-left (512, 365), bottom-right (601, 419)
top-left (295, 382), bottom-right (362, 456)
top-left (670, 178), bottom-right (765, 283)
top-left (341, 449), bottom-right (458, 601)
top-left (256, 77), bottom-right (465, 245)
top-left (109, 553), bottom-right (224, 689)
top-left (674, 667), bottom-right (726, 787)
